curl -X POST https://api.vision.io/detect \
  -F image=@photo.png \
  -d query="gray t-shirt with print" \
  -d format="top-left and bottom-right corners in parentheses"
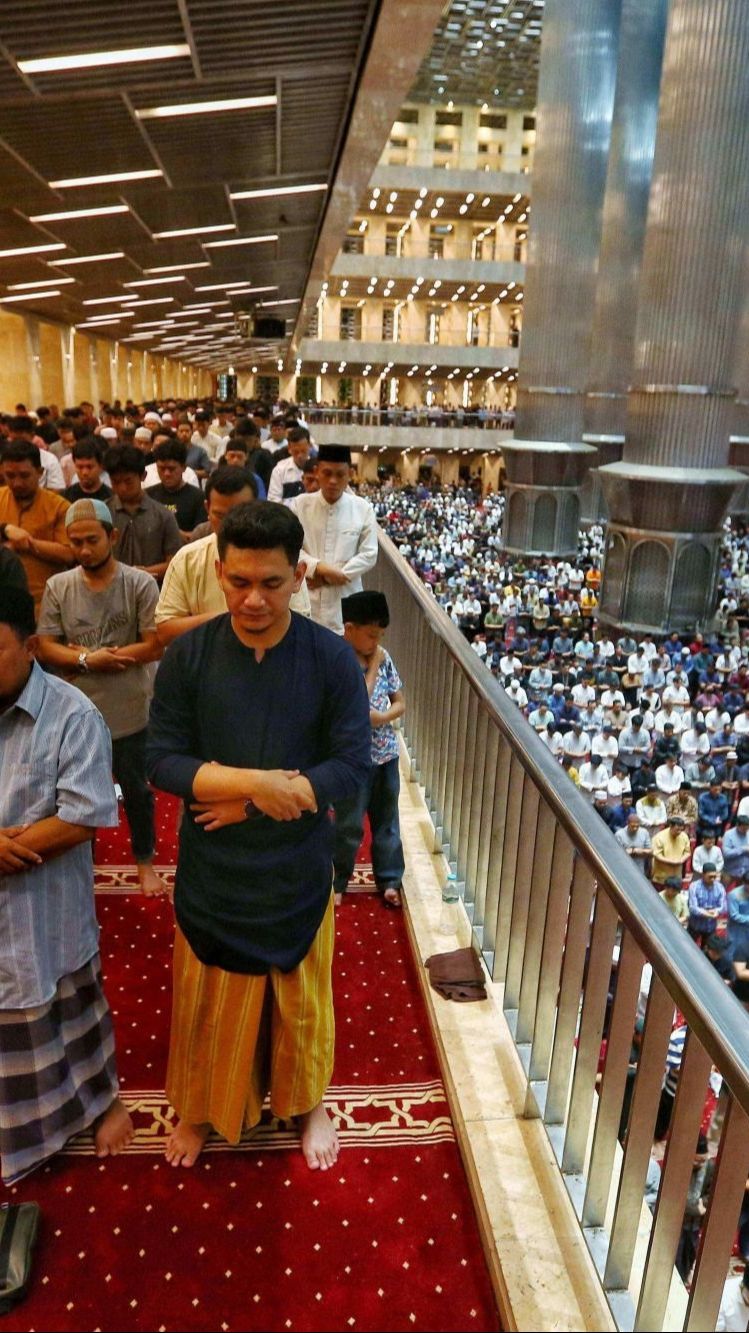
top-left (38, 564), bottom-right (159, 739)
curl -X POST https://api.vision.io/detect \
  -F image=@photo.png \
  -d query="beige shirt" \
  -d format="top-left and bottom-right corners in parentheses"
top-left (155, 531), bottom-right (310, 624)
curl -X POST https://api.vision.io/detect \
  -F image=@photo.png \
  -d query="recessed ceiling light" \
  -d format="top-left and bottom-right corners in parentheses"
top-left (0, 242), bottom-right (66, 258)
top-left (229, 183), bottom-right (327, 201)
top-left (144, 262), bottom-right (210, 273)
top-left (203, 234), bottom-right (278, 249)
top-left (123, 276), bottom-right (187, 287)
top-left (49, 169), bottom-right (162, 189)
top-left (0, 289), bottom-right (61, 302)
top-left (17, 44), bottom-right (191, 74)
top-left (153, 224), bottom-right (235, 239)
top-left (136, 95), bottom-right (277, 120)
top-left (30, 205), bottom-right (129, 222)
top-left (7, 276), bottom-right (75, 290)
top-left (49, 251), bottom-right (124, 266)
top-left (82, 295), bottom-right (137, 305)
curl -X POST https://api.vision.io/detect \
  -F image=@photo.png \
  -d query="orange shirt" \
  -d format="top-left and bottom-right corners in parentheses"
top-left (0, 486), bottom-right (70, 608)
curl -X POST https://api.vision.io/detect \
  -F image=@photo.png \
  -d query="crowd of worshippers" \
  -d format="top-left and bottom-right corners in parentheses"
top-left (373, 479), bottom-right (749, 1002)
top-left (0, 395), bottom-right (409, 1183)
top-left (0, 396), bottom-right (389, 898)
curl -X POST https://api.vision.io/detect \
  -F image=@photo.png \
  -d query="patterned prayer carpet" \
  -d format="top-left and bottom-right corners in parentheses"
top-left (1, 797), bottom-right (500, 1332)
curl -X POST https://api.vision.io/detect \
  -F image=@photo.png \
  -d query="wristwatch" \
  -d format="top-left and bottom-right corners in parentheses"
top-left (77, 651), bottom-right (89, 673)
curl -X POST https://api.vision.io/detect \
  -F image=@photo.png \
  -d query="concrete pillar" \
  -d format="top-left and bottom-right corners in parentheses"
top-left (581, 0), bottom-right (669, 522)
top-left (598, 0), bottom-right (749, 634)
top-left (501, 0), bottom-right (622, 555)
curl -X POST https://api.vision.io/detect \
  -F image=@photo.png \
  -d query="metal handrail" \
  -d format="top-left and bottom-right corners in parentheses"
top-left (375, 527), bottom-right (746, 1103)
top-left (375, 528), bottom-right (749, 1107)
top-left (371, 525), bottom-right (749, 1332)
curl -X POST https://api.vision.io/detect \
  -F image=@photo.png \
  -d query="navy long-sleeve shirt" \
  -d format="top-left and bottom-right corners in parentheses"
top-left (146, 612), bottom-right (371, 974)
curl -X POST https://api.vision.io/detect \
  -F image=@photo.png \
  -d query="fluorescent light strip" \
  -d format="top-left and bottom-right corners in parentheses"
top-left (7, 276), bottom-right (75, 290)
top-left (83, 295), bottom-right (137, 305)
top-left (49, 251), bottom-right (124, 266)
top-left (125, 297), bottom-right (175, 307)
top-left (123, 276), bottom-right (186, 287)
top-left (194, 281), bottom-right (257, 292)
top-left (259, 298), bottom-right (299, 306)
top-left (0, 289), bottom-right (61, 302)
top-left (30, 205), bottom-right (129, 222)
top-left (184, 299), bottom-right (230, 308)
top-left (136, 95), bottom-right (276, 120)
top-left (18, 44), bottom-right (191, 74)
top-left (153, 224), bottom-right (235, 239)
top-left (203, 234), bottom-right (278, 249)
top-left (0, 242), bottom-right (66, 258)
top-left (49, 169), bottom-right (162, 189)
top-left (229, 183), bottom-right (327, 201)
top-left (144, 262), bottom-right (210, 273)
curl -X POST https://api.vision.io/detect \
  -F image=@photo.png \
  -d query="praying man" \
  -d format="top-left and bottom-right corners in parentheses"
top-left (146, 502), bottom-right (371, 1170)
top-left (0, 586), bottom-right (132, 1183)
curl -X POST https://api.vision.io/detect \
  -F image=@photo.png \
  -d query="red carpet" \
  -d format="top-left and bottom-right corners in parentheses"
top-left (2, 798), bottom-right (499, 1333)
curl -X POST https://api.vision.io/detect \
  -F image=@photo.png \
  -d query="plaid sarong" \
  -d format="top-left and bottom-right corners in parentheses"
top-left (0, 954), bottom-right (118, 1184)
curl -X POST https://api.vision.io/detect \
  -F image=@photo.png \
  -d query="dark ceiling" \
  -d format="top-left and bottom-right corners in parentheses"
top-left (0, 0), bottom-right (380, 367)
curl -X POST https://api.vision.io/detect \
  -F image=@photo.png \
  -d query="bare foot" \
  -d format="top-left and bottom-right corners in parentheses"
top-left (298, 1102), bottom-right (339, 1171)
top-left (334, 892), bottom-right (344, 908)
top-left (165, 1120), bottom-right (210, 1168)
top-left (137, 862), bottom-right (171, 898)
top-left (94, 1098), bottom-right (134, 1157)
top-left (382, 887), bottom-right (402, 908)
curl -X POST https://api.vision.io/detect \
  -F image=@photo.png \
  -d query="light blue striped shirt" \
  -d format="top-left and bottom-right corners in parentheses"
top-left (0, 661), bottom-right (118, 1008)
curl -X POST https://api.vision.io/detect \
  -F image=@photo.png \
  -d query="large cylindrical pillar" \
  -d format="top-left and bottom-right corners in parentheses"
top-left (598, 0), bottom-right (749, 635)
top-left (500, 0), bottom-right (621, 555)
top-left (580, 0), bottom-right (669, 523)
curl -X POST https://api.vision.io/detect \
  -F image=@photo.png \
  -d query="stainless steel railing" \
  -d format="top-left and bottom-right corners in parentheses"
top-left (370, 529), bottom-right (749, 1333)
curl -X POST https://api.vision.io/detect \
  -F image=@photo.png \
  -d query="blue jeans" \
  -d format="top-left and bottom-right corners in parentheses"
top-left (333, 757), bottom-right (405, 895)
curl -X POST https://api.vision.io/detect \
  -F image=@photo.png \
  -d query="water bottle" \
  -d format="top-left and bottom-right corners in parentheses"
top-left (439, 870), bottom-right (460, 935)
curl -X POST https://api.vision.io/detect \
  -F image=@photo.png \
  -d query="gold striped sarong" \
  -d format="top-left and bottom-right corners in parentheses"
top-left (166, 895), bottom-right (335, 1144)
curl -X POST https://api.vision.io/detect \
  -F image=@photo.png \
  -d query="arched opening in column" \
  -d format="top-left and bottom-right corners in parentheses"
top-left (624, 540), bottom-right (670, 628)
top-left (600, 532), bottom-right (626, 617)
top-left (531, 492), bottom-right (557, 550)
top-left (670, 543), bottom-right (712, 626)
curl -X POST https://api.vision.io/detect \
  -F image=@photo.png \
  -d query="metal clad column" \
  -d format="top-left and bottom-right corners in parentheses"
top-left (598, 0), bottom-right (749, 634)
top-left (501, 0), bottom-right (622, 556)
top-left (581, 0), bottom-right (669, 523)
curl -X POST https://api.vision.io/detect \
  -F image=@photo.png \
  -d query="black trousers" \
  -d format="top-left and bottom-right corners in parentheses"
top-left (111, 728), bottom-right (155, 863)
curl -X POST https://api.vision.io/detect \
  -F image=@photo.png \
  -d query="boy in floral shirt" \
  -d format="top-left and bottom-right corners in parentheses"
top-left (333, 591), bottom-right (406, 908)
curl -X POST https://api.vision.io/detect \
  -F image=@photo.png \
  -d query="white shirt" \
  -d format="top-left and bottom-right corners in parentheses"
top-left (290, 489), bottom-right (379, 634)
top-left (191, 429), bottom-right (224, 461)
top-left (662, 682), bottom-right (690, 710)
top-left (267, 456), bottom-right (304, 506)
top-left (578, 761), bottom-right (610, 794)
top-left (607, 772), bottom-right (631, 801)
top-left (691, 843), bottom-right (724, 876)
top-left (540, 730), bottom-right (564, 758)
top-left (145, 462), bottom-right (199, 489)
top-left (655, 762), bottom-right (684, 794)
top-left (715, 1276), bottom-right (749, 1331)
top-left (680, 729), bottom-right (710, 761)
top-left (705, 707), bottom-right (731, 733)
top-left (571, 683), bottom-right (596, 706)
top-left (40, 451), bottom-right (65, 491)
top-left (654, 708), bottom-right (685, 735)
top-left (592, 734), bottom-right (619, 771)
top-left (505, 682), bottom-right (528, 708)
top-left (735, 713), bottom-right (749, 736)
